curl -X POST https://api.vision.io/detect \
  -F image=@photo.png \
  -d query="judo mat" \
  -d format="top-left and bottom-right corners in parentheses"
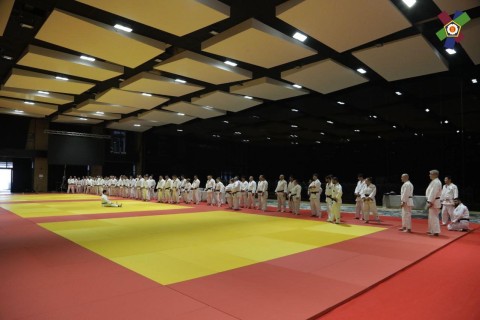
top-left (0, 193), bottom-right (476, 320)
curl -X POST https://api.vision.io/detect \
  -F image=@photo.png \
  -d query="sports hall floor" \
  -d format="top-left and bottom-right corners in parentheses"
top-left (0, 193), bottom-right (478, 320)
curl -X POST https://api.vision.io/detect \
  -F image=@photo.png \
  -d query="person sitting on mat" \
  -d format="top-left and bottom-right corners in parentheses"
top-left (447, 198), bottom-right (469, 232)
top-left (101, 190), bottom-right (122, 207)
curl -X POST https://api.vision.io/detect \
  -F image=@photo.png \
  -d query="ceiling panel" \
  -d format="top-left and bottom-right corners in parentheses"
top-left (0, 107), bottom-right (44, 118)
top-left (4, 68), bottom-right (95, 94)
top-left (17, 45), bottom-right (124, 81)
top-left (281, 59), bottom-right (369, 94)
top-left (119, 116), bottom-right (167, 127)
top-left (276, 0), bottom-right (411, 53)
top-left (163, 101), bottom-right (225, 119)
top-left (107, 121), bottom-right (151, 132)
top-left (191, 90), bottom-right (262, 112)
top-left (35, 9), bottom-right (167, 68)
top-left (0, 97), bottom-right (57, 116)
top-left (201, 18), bottom-right (317, 68)
top-left (76, 100), bottom-right (138, 114)
top-left (432, 0), bottom-right (479, 13)
top-left (96, 88), bottom-right (169, 110)
top-left (52, 114), bottom-right (103, 124)
top-left (352, 35), bottom-right (449, 81)
top-left (77, 0), bottom-right (229, 37)
top-left (0, 86), bottom-right (74, 105)
top-left (0, 0), bottom-right (14, 36)
top-left (154, 50), bottom-right (252, 84)
top-left (63, 108), bottom-right (122, 120)
top-left (230, 77), bottom-right (309, 100)
top-left (461, 18), bottom-right (480, 65)
top-left (120, 72), bottom-right (205, 96)
top-left (138, 109), bottom-right (195, 124)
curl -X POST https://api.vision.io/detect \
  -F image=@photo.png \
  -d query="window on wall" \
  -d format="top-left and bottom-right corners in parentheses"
top-left (110, 131), bottom-right (126, 154)
top-left (0, 162), bottom-right (13, 168)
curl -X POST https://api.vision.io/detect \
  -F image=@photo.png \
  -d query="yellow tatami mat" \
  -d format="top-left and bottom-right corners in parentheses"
top-left (39, 211), bottom-right (384, 284)
top-left (1, 200), bottom-right (189, 218)
top-left (0, 193), bottom-right (100, 202)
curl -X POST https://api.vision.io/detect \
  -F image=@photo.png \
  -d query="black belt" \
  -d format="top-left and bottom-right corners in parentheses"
top-left (459, 218), bottom-right (470, 221)
top-left (215, 190), bottom-right (221, 192)
top-left (192, 188), bottom-right (197, 190)
top-left (435, 197), bottom-right (440, 199)
top-left (165, 188), bottom-right (170, 190)
top-left (365, 194), bottom-right (370, 196)
top-left (206, 188), bottom-right (212, 191)
top-left (310, 192), bottom-right (318, 194)
top-left (408, 196), bottom-right (413, 198)
top-left (258, 192), bottom-right (263, 194)
top-left (276, 191), bottom-right (284, 193)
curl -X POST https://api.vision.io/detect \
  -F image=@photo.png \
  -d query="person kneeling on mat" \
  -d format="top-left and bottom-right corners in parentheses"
top-left (448, 198), bottom-right (469, 232)
top-left (101, 190), bottom-right (122, 207)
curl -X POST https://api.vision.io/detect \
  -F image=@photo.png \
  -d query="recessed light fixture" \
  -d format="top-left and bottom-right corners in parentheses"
top-left (378, 135), bottom-right (381, 139)
top-left (2, 55), bottom-right (13, 60)
top-left (395, 91), bottom-right (402, 96)
top-left (154, 58), bottom-right (162, 63)
top-left (20, 23), bottom-right (34, 29)
top-left (177, 113), bottom-right (185, 116)
top-left (337, 101), bottom-right (345, 105)
top-left (80, 55), bottom-right (95, 62)
top-left (79, 118), bottom-right (88, 121)
top-left (55, 76), bottom-right (68, 81)
top-left (114, 24), bottom-right (132, 32)
top-left (291, 124), bottom-right (298, 128)
top-left (24, 101), bottom-right (34, 105)
top-left (177, 129), bottom-right (183, 132)
top-left (242, 139), bottom-right (250, 143)
top-left (292, 84), bottom-right (302, 89)
top-left (291, 108), bottom-right (299, 112)
top-left (357, 68), bottom-right (367, 74)
top-left (315, 141), bottom-right (321, 144)
top-left (444, 120), bottom-right (449, 124)
top-left (244, 96), bottom-right (253, 100)
top-left (234, 131), bottom-right (242, 135)
top-left (14, 110), bottom-right (24, 113)
top-left (37, 90), bottom-right (49, 95)
top-left (292, 32), bottom-right (307, 42)
top-left (142, 93), bottom-right (152, 97)
top-left (209, 30), bottom-right (219, 35)
top-left (414, 133), bottom-right (418, 136)
top-left (402, 0), bottom-right (416, 8)
top-left (354, 129), bottom-right (360, 132)
top-left (327, 120), bottom-right (334, 124)
top-left (118, 78), bottom-right (125, 82)
top-left (446, 48), bottom-right (456, 55)
top-left (266, 137), bottom-right (271, 140)
top-left (320, 132), bottom-right (325, 135)
top-left (134, 124), bottom-right (141, 127)
top-left (456, 130), bottom-right (460, 133)
top-left (175, 79), bottom-right (186, 84)
top-left (223, 120), bottom-right (229, 124)
top-left (224, 60), bottom-right (237, 67)
top-left (95, 111), bottom-right (104, 115)
top-left (425, 108), bottom-right (430, 112)
top-left (472, 79), bottom-right (478, 84)
top-left (202, 106), bottom-right (213, 110)
top-left (392, 125), bottom-right (397, 128)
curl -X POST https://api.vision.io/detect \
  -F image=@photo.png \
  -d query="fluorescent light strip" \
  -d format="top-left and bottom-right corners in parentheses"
top-left (395, 91), bottom-right (402, 96)
top-left (402, 0), bottom-right (417, 8)
top-left (114, 24), bottom-right (132, 32)
top-left (177, 113), bottom-right (185, 116)
top-left (133, 124), bottom-right (141, 127)
top-left (446, 48), bottom-right (456, 55)
top-left (142, 93), bottom-right (152, 97)
top-left (244, 96), bottom-right (253, 100)
top-left (95, 111), bottom-right (104, 115)
top-left (337, 101), bottom-right (345, 105)
top-left (224, 60), bottom-right (237, 67)
top-left (292, 84), bottom-right (302, 89)
top-left (175, 79), bottom-right (186, 84)
top-left (293, 32), bottom-right (307, 42)
top-left (79, 118), bottom-right (88, 121)
top-left (24, 101), bottom-right (34, 105)
top-left (80, 55), bottom-right (95, 62)
top-left (472, 79), bottom-right (478, 84)
top-left (2, 55), bottom-right (13, 60)
top-left (14, 110), bottom-right (24, 113)
top-left (357, 68), bottom-right (367, 74)
top-left (291, 125), bottom-right (298, 128)
top-left (55, 76), bottom-right (69, 81)
top-left (37, 91), bottom-right (50, 95)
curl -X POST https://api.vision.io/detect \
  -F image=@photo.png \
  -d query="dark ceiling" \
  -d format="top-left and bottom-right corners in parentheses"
top-left (0, 0), bottom-right (479, 146)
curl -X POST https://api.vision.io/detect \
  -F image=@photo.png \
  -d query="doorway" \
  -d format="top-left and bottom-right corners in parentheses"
top-left (0, 169), bottom-right (12, 193)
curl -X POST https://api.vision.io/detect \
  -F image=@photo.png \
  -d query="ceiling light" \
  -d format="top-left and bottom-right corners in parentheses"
top-left (177, 113), bottom-right (185, 116)
top-left (234, 131), bottom-right (242, 135)
top-left (292, 32), bottom-right (307, 42)
top-left (242, 139), bottom-right (250, 143)
top-left (472, 79), bottom-right (478, 84)
top-left (357, 68), bottom-right (367, 74)
top-left (291, 125), bottom-right (298, 128)
top-left (141, 93), bottom-right (152, 97)
top-left (118, 78), bottom-right (125, 82)
top-left (134, 124), bottom-right (141, 127)
top-left (378, 135), bottom-right (381, 139)
top-left (327, 120), bottom-right (334, 124)
top-left (392, 125), bottom-right (397, 128)
top-left (315, 141), bottom-right (321, 144)
top-left (175, 79), bottom-right (186, 83)
top-left (252, 115), bottom-right (260, 119)
top-left (320, 132), bottom-right (325, 135)
top-left (80, 55), bottom-right (95, 62)
top-left (79, 118), bottom-right (88, 121)
top-left (24, 101), bottom-right (34, 105)
top-left (114, 24), bottom-right (132, 32)
top-left (445, 48), bottom-right (456, 55)
top-left (244, 96), bottom-right (253, 100)
top-left (395, 91), bottom-right (402, 96)
top-left (291, 108), bottom-right (299, 112)
top-left (177, 129), bottom-right (183, 132)
top-left (224, 60), bottom-right (237, 67)
top-left (209, 30), bottom-right (219, 35)
top-left (154, 58), bottom-right (162, 62)
top-left (55, 76), bottom-right (68, 81)
top-left (414, 133), bottom-right (418, 136)
top-left (402, 0), bottom-right (416, 8)
top-left (202, 106), bottom-right (213, 110)
top-left (37, 91), bottom-right (49, 95)
top-left (14, 110), bottom-right (24, 113)
top-left (223, 120), bottom-right (229, 124)
top-left (337, 101), bottom-right (345, 105)
top-left (372, 115), bottom-right (377, 118)
top-left (2, 55), bottom-right (13, 60)
top-left (266, 137), bottom-right (271, 140)
top-left (292, 84), bottom-right (302, 89)
top-left (95, 111), bottom-right (104, 115)
top-left (444, 120), bottom-right (449, 124)
top-left (20, 23), bottom-right (34, 29)
top-left (456, 130), bottom-right (460, 133)
top-left (354, 129), bottom-right (360, 132)
top-left (425, 108), bottom-right (430, 112)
